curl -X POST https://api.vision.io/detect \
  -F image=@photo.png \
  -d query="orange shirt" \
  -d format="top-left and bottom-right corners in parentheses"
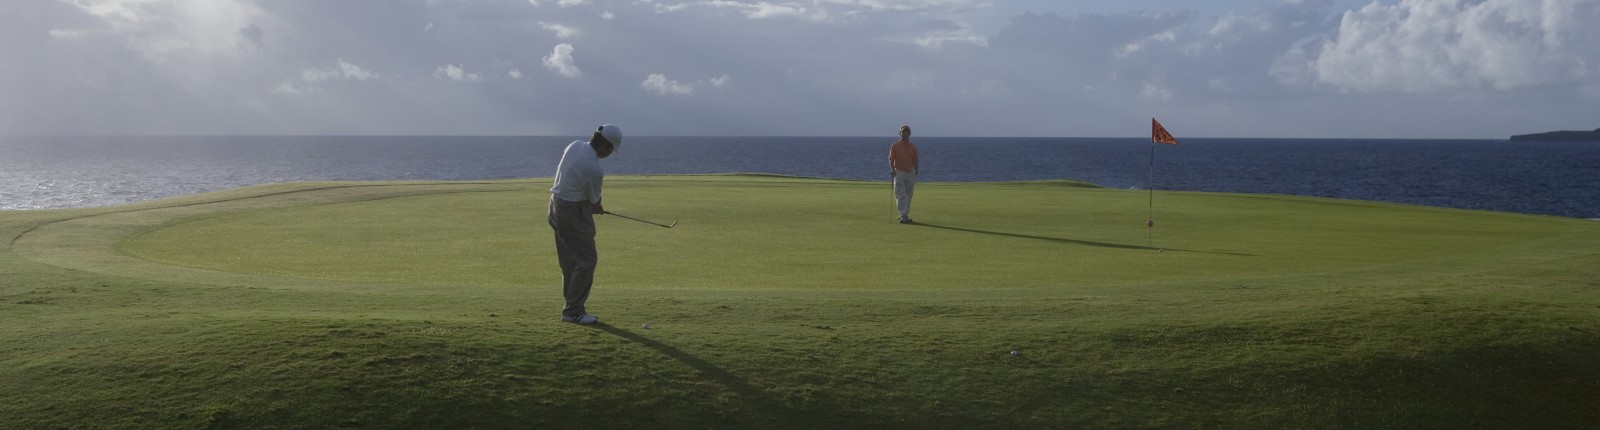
top-left (888, 139), bottom-right (918, 173)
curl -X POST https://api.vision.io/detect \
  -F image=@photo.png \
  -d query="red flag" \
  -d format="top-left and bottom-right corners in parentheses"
top-left (1152, 118), bottom-right (1178, 145)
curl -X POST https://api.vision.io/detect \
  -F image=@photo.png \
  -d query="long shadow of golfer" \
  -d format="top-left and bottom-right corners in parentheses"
top-left (593, 323), bottom-right (811, 426)
top-left (916, 222), bottom-right (1254, 256)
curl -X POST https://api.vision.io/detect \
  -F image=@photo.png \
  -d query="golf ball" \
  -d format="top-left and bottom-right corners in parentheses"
top-left (1010, 351), bottom-right (1019, 357)
top-left (641, 323), bottom-right (651, 330)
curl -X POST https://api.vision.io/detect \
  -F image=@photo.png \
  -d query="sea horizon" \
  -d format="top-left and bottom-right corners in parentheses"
top-left (2, 135), bottom-right (1595, 218)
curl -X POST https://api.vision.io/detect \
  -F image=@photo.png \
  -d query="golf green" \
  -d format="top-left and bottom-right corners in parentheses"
top-left (4, 175), bottom-right (1598, 428)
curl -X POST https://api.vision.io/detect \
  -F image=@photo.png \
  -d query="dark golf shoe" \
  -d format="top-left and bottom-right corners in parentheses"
top-left (560, 314), bottom-right (599, 324)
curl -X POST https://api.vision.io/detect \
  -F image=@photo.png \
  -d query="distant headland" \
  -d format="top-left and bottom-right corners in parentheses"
top-left (1510, 128), bottom-right (1600, 142)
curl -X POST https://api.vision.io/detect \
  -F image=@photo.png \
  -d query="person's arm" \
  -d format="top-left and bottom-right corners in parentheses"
top-left (589, 166), bottom-right (605, 215)
top-left (888, 145), bottom-right (897, 176)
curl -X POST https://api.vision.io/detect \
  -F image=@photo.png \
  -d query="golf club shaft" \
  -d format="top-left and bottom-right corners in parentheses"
top-left (606, 211), bottom-right (675, 228)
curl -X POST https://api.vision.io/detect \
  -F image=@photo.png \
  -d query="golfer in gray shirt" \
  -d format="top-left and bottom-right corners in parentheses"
top-left (548, 124), bottom-right (621, 325)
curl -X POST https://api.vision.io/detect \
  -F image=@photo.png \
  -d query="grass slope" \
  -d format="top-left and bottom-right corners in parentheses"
top-left (3, 175), bottom-right (1598, 428)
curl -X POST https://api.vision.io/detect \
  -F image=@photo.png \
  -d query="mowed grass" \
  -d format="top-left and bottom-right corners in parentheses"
top-left (3, 175), bottom-right (1599, 428)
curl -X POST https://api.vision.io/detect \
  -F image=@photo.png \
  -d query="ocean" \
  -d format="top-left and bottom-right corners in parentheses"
top-left (2, 135), bottom-right (1596, 218)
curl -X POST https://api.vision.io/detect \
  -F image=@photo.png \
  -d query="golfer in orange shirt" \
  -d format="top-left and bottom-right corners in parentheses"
top-left (888, 125), bottom-right (919, 224)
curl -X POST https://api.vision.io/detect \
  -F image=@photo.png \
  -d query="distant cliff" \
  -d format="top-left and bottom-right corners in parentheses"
top-left (1510, 128), bottom-right (1600, 142)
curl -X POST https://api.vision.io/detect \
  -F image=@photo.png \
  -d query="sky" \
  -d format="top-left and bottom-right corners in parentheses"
top-left (2, 0), bottom-right (1597, 138)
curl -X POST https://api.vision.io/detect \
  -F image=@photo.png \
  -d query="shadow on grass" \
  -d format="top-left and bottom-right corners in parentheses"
top-left (593, 323), bottom-right (820, 428)
top-left (915, 222), bottom-right (1254, 256)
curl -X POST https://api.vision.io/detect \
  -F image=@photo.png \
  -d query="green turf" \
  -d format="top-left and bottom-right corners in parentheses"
top-left (4, 175), bottom-right (1598, 428)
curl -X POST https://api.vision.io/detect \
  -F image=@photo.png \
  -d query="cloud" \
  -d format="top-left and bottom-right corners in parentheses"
top-left (1311, 0), bottom-right (1600, 93)
top-left (10, 0), bottom-right (1599, 138)
top-left (662, 1), bottom-right (829, 21)
top-left (542, 43), bottom-right (581, 78)
top-left (434, 64), bottom-right (481, 82)
top-left (272, 81), bottom-right (317, 95)
top-left (744, 2), bottom-right (809, 19)
top-left (642, 73), bottom-right (696, 95)
top-left (62, 0), bottom-right (266, 62)
top-left (525, 0), bottom-right (585, 6)
top-left (301, 59), bottom-right (378, 82)
top-left (913, 28), bottom-right (988, 49)
top-left (1115, 30), bottom-right (1175, 58)
top-left (820, 0), bottom-right (987, 11)
top-left (48, 29), bottom-right (89, 40)
top-left (338, 59), bottom-right (379, 80)
top-left (539, 22), bottom-right (579, 39)
top-left (640, 73), bottom-right (731, 96)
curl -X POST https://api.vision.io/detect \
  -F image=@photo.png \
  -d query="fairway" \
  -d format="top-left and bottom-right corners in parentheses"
top-left (4, 175), bottom-right (1599, 428)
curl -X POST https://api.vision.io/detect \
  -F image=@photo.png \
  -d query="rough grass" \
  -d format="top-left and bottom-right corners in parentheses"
top-left (3, 175), bottom-right (1598, 429)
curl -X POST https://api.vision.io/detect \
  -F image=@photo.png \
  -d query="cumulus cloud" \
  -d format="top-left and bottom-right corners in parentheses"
top-left (542, 43), bottom-right (581, 78)
top-left (638, 73), bottom-right (730, 96)
top-left (660, 1), bottom-right (828, 21)
top-left (539, 22), bottom-right (579, 39)
top-left (1311, 0), bottom-right (1600, 93)
top-left (744, 2), bottom-right (809, 19)
top-left (301, 59), bottom-right (379, 82)
top-left (434, 64), bottom-right (481, 82)
top-left (642, 73), bottom-right (696, 95)
top-left (272, 81), bottom-right (317, 95)
top-left (822, 0), bottom-right (987, 11)
top-left (508, 68), bottom-right (524, 79)
top-left (1115, 30), bottom-right (1175, 58)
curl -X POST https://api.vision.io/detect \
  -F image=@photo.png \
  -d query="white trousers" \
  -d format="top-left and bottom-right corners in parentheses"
top-left (893, 170), bottom-right (916, 218)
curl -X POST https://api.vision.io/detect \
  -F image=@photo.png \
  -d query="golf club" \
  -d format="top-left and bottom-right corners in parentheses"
top-left (606, 211), bottom-right (676, 228)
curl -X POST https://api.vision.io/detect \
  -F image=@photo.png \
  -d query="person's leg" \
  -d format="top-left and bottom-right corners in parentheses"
top-left (549, 198), bottom-right (575, 296)
top-left (559, 230), bottom-right (596, 317)
top-left (552, 200), bottom-right (598, 318)
top-left (894, 171), bottom-right (912, 220)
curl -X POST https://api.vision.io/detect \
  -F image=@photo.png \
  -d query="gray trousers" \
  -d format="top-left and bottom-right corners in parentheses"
top-left (894, 170), bottom-right (916, 218)
top-left (549, 196), bottom-right (597, 317)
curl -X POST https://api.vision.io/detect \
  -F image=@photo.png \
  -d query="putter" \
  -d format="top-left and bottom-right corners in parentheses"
top-left (606, 211), bottom-right (676, 228)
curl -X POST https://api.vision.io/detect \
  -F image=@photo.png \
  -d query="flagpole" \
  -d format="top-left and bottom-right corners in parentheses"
top-left (1147, 118), bottom-right (1177, 249)
top-left (1147, 140), bottom-right (1156, 246)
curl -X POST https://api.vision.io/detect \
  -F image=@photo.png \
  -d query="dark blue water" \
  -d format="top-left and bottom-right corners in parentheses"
top-left (2, 135), bottom-right (1596, 218)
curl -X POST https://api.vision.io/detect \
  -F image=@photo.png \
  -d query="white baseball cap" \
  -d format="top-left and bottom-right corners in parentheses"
top-left (598, 124), bottom-right (622, 150)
